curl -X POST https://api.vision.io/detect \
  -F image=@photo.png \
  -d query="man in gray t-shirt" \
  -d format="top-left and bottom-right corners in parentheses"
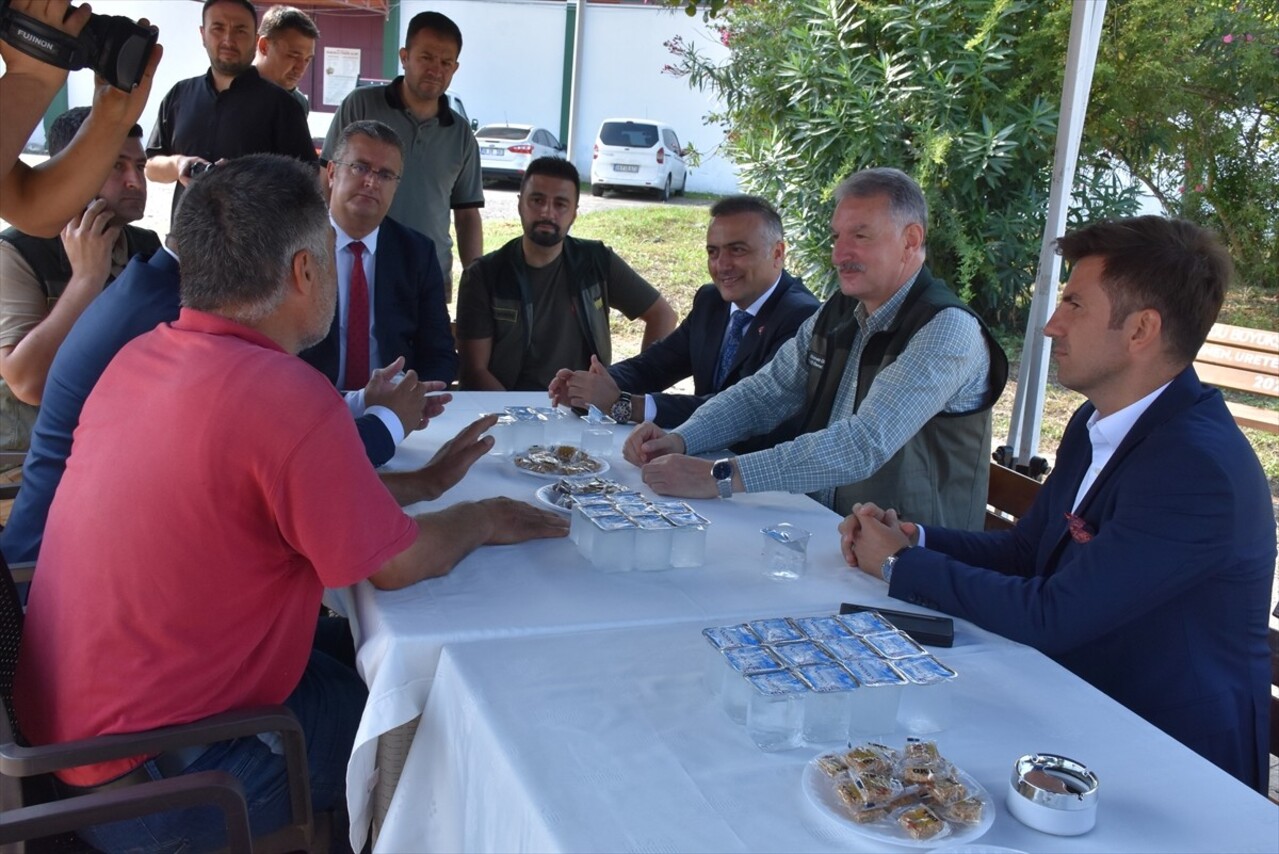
top-left (456, 158), bottom-right (677, 391)
top-left (322, 11), bottom-right (482, 298)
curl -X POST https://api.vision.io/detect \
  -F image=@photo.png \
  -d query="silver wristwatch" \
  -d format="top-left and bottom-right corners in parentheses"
top-left (880, 547), bottom-right (910, 583)
top-left (711, 458), bottom-right (734, 499)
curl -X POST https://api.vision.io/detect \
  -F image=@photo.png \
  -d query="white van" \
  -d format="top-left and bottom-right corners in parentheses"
top-left (589, 118), bottom-right (689, 201)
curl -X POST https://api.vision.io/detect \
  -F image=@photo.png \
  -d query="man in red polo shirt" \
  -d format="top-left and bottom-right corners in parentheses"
top-left (14, 154), bottom-right (567, 852)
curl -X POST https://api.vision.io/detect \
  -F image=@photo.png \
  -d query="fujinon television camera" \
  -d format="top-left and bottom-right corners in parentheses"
top-left (0, 0), bottom-right (157, 91)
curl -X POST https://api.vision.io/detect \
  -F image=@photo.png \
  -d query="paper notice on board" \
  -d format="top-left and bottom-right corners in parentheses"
top-left (323, 47), bottom-right (361, 107)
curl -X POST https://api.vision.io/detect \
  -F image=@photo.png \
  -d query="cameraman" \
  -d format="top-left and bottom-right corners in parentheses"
top-left (0, 0), bottom-right (161, 238)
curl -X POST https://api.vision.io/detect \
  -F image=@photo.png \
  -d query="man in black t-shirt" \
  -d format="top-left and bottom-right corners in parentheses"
top-left (144, 0), bottom-right (316, 216)
top-left (455, 158), bottom-right (677, 391)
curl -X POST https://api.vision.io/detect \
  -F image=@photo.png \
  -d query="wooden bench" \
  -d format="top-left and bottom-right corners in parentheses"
top-left (1194, 323), bottom-right (1279, 433)
top-left (1270, 626), bottom-right (1279, 760)
top-left (985, 461), bottom-right (1043, 530)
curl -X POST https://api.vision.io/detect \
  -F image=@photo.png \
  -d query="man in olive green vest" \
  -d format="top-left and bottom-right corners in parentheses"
top-left (624, 167), bottom-right (1007, 531)
top-left (455, 157), bottom-right (676, 391)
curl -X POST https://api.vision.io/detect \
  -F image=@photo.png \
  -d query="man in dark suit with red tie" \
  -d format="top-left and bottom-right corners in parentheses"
top-left (842, 216), bottom-right (1276, 792)
top-left (301, 119), bottom-right (457, 412)
top-left (548, 195), bottom-right (819, 453)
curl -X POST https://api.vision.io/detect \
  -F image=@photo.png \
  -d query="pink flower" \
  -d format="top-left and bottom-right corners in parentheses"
top-left (1223, 33), bottom-right (1234, 43)
top-left (1245, 33), bottom-right (1255, 42)
top-left (1195, 183), bottom-right (1205, 192)
top-left (721, 29), bottom-right (732, 47)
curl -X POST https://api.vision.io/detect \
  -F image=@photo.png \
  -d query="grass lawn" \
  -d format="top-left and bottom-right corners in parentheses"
top-left (462, 203), bottom-right (1278, 498)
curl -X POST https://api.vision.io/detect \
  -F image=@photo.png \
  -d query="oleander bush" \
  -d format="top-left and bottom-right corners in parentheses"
top-left (663, 0), bottom-right (1278, 323)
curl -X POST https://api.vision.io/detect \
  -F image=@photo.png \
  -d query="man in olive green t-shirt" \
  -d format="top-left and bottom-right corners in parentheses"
top-left (455, 157), bottom-right (676, 391)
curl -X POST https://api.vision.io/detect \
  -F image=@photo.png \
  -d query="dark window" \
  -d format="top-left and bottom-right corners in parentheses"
top-left (477, 125), bottom-right (533, 141)
top-left (599, 121), bottom-right (659, 149)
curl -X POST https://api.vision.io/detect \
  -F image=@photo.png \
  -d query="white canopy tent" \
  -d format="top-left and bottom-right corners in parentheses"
top-left (1001, 0), bottom-right (1109, 475)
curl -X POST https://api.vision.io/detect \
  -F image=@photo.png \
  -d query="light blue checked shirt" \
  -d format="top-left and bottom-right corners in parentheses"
top-left (673, 269), bottom-right (991, 509)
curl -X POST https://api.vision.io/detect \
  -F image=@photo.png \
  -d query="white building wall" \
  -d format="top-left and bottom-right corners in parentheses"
top-left (404, 0), bottom-right (738, 194)
top-left (62, 0), bottom-right (739, 194)
top-left (408, 0), bottom-right (567, 138)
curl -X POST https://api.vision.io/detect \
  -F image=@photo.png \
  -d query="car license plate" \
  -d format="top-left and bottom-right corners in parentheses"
top-left (481, 147), bottom-right (504, 157)
top-left (614, 164), bottom-right (639, 173)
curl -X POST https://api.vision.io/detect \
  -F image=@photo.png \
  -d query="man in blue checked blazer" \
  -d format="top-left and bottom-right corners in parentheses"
top-left (549, 195), bottom-right (819, 453)
top-left (844, 215), bottom-right (1275, 792)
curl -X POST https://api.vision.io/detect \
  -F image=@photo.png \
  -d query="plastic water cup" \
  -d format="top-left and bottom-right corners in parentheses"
top-left (512, 418), bottom-right (544, 452)
top-left (575, 505), bottom-right (615, 558)
top-left (762, 523), bottom-right (810, 581)
top-left (746, 690), bottom-right (802, 752)
top-left (575, 517), bottom-right (595, 560)
top-left (581, 426), bottom-right (613, 459)
top-left (542, 408), bottom-right (576, 445)
top-left (589, 518), bottom-right (634, 572)
top-left (898, 681), bottom-right (954, 734)
top-left (803, 691), bottom-right (854, 745)
top-left (485, 416), bottom-right (517, 456)
top-left (633, 519), bottom-right (673, 571)
top-left (670, 524), bottom-right (706, 568)
top-left (847, 684), bottom-right (904, 738)
top-left (703, 643), bottom-right (726, 696)
top-left (719, 660), bottom-right (750, 724)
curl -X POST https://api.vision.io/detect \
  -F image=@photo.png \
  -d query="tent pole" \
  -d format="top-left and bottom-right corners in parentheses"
top-left (1001, 0), bottom-right (1108, 476)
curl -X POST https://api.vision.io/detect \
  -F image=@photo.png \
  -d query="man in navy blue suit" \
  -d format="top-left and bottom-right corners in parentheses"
top-left (548, 196), bottom-right (819, 452)
top-left (301, 119), bottom-right (457, 394)
top-left (842, 216), bottom-right (1275, 792)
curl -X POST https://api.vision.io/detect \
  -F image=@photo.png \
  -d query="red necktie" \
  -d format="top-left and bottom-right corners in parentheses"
top-left (344, 240), bottom-right (370, 390)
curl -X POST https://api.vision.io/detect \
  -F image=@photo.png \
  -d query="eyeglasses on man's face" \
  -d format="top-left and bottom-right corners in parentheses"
top-left (333, 160), bottom-right (402, 185)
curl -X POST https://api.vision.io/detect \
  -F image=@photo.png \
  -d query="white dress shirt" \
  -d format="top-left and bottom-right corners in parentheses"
top-left (640, 274), bottom-right (783, 423)
top-left (332, 219), bottom-right (404, 447)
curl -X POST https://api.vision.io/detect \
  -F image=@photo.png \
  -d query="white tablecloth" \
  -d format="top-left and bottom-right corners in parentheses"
top-left (381, 620), bottom-right (1279, 853)
top-left (341, 392), bottom-right (966, 847)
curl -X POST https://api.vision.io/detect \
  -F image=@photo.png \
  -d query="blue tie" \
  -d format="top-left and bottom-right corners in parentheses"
top-left (715, 310), bottom-right (753, 390)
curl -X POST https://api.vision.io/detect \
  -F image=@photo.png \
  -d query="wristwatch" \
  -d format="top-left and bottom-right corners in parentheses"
top-left (880, 546), bottom-right (911, 584)
top-left (609, 393), bottom-right (633, 424)
top-left (711, 458), bottom-right (734, 499)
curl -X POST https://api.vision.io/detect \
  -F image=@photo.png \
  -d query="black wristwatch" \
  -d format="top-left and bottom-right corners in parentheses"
top-left (711, 458), bottom-right (734, 499)
top-left (609, 393), bottom-right (633, 424)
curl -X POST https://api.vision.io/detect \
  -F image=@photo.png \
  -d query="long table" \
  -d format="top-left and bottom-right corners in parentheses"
top-left (378, 621), bottom-right (1279, 852)
top-left (341, 392), bottom-right (950, 847)
top-left (343, 392), bottom-right (1279, 852)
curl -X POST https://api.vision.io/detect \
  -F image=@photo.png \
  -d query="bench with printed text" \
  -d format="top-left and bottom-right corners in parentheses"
top-left (1193, 323), bottom-right (1279, 434)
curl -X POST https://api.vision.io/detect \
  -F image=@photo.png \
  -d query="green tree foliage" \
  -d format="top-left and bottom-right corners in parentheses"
top-left (667, 0), bottom-right (1277, 314)
top-left (666, 0), bottom-right (1145, 324)
top-left (1066, 0), bottom-right (1277, 288)
top-left (657, 0), bottom-right (732, 18)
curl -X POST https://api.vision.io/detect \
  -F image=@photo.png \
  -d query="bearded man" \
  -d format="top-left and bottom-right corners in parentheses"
top-left (455, 157), bottom-right (676, 390)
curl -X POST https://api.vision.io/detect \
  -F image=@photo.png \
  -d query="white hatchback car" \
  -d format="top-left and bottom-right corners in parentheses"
top-left (590, 118), bottom-right (688, 201)
top-left (476, 124), bottom-right (566, 185)
top-left (309, 90), bottom-right (474, 156)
